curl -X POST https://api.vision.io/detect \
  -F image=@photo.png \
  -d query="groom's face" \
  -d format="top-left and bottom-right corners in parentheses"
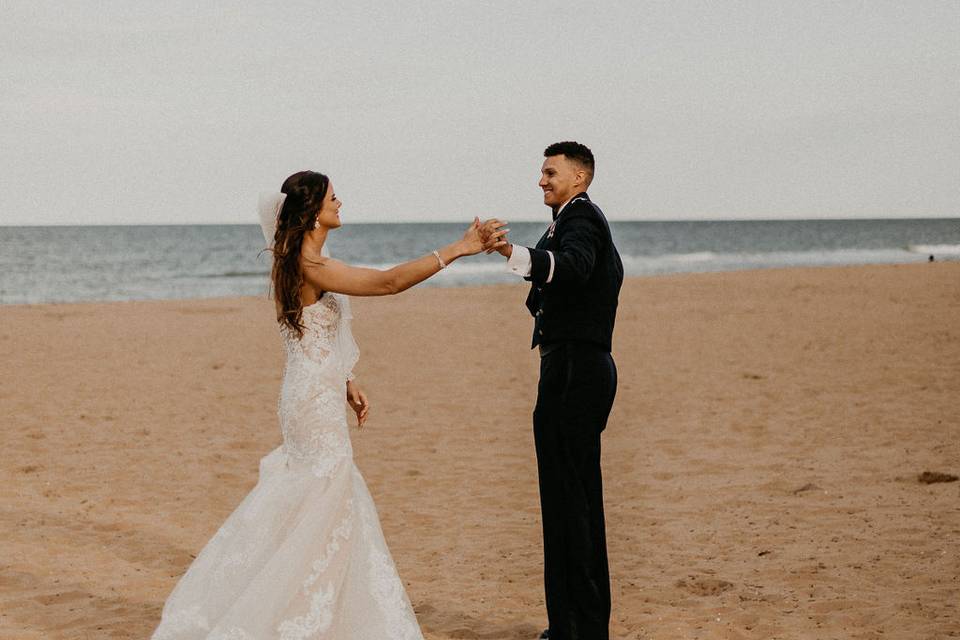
top-left (539, 154), bottom-right (584, 208)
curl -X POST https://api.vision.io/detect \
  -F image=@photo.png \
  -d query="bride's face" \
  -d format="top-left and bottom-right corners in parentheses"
top-left (315, 182), bottom-right (343, 230)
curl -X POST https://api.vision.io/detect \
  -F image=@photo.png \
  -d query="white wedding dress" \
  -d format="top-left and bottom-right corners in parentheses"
top-left (152, 293), bottom-right (423, 640)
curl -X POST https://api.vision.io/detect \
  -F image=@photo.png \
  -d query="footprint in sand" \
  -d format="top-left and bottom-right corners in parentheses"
top-left (676, 576), bottom-right (734, 596)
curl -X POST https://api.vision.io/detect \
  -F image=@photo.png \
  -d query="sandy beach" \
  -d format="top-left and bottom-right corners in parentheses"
top-left (1, 263), bottom-right (958, 639)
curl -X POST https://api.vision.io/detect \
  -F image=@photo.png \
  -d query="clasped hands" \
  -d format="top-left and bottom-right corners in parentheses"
top-left (463, 218), bottom-right (513, 257)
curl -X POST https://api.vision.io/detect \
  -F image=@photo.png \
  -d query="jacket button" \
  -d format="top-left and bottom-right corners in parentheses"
top-left (536, 309), bottom-right (542, 316)
top-left (538, 329), bottom-right (543, 335)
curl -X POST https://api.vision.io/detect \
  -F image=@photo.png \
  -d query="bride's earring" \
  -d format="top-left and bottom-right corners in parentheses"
top-left (314, 217), bottom-right (320, 229)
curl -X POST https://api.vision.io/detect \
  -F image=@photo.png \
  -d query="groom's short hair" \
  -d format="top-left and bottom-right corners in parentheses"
top-left (545, 141), bottom-right (595, 184)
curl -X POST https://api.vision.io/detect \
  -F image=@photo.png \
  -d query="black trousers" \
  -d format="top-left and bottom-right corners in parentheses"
top-left (533, 342), bottom-right (617, 640)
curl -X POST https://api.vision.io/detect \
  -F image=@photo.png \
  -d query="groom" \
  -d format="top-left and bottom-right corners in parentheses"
top-left (483, 141), bottom-right (623, 640)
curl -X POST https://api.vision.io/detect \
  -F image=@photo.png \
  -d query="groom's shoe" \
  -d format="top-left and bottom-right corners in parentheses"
top-left (537, 630), bottom-right (549, 640)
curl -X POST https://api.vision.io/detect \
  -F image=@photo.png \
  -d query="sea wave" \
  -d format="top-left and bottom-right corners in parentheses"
top-left (194, 270), bottom-right (270, 279)
top-left (364, 246), bottom-right (950, 280)
top-left (659, 251), bottom-right (718, 263)
top-left (907, 244), bottom-right (960, 256)
top-left (620, 247), bottom-right (938, 275)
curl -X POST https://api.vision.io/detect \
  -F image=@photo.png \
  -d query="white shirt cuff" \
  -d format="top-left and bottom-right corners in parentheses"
top-left (506, 246), bottom-right (555, 283)
top-left (507, 245), bottom-right (532, 277)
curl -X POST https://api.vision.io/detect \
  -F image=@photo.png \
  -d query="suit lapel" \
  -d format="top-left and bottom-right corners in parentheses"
top-left (534, 227), bottom-right (551, 251)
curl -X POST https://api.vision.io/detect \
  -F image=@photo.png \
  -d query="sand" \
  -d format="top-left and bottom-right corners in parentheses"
top-left (1, 263), bottom-right (958, 640)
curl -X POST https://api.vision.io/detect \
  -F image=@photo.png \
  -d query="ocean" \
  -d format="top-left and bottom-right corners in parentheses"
top-left (1, 219), bottom-right (958, 305)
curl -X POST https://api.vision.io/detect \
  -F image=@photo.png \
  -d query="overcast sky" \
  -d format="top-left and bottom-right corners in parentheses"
top-left (2, 1), bottom-right (957, 225)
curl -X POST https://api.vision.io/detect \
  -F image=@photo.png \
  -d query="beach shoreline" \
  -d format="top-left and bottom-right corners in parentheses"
top-left (1, 263), bottom-right (958, 639)
top-left (4, 218), bottom-right (959, 306)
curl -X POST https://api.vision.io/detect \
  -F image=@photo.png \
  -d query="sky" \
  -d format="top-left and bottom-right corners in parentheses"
top-left (1, 1), bottom-right (958, 225)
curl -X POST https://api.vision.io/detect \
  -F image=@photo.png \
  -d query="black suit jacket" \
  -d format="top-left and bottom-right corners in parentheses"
top-left (524, 192), bottom-right (623, 351)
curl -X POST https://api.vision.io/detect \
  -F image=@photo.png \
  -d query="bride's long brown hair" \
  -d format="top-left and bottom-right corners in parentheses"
top-left (271, 170), bottom-right (330, 338)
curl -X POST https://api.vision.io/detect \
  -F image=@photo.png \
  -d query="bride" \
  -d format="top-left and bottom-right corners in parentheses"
top-left (152, 170), bottom-right (507, 639)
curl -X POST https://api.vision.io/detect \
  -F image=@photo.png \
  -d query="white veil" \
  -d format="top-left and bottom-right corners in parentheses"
top-left (257, 191), bottom-right (287, 248)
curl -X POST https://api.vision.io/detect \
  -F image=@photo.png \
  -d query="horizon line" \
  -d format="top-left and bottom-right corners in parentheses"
top-left (2, 215), bottom-right (959, 228)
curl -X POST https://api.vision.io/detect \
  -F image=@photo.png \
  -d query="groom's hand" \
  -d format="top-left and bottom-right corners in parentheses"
top-left (480, 219), bottom-right (511, 256)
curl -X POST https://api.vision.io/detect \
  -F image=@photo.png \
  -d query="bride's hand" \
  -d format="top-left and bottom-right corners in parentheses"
top-left (461, 217), bottom-right (508, 256)
top-left (346, 380), bottom-right (369, 429)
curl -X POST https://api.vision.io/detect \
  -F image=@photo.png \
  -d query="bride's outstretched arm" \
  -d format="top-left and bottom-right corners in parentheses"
top-left (302, 218), bottom-right (507, 296)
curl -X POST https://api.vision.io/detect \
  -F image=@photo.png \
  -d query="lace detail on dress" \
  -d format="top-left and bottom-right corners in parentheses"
top-left (304, 499), bottom-right (354, 589)
top-left (210, 518), bottom-right (269, 584)
top-left (153, 605), bottom-right (208, 639)
top-left (278, 295), bottom-right (356, 468)
top-left (277, 584), bottom-right (336, 640)
top-left (209, 629), bottom-right (255, 640)
top-left (282, 296), bottom-right (340, 364)
top-left (274, 499), bottom-right (354, 639)
top-left (359, 494), bottom-right (424, 640)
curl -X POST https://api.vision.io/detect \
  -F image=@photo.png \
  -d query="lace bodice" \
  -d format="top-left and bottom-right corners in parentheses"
top-left (278, 293), bottom-right (360, 467)
top-left (280, 294), bottom-right (358, 373)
